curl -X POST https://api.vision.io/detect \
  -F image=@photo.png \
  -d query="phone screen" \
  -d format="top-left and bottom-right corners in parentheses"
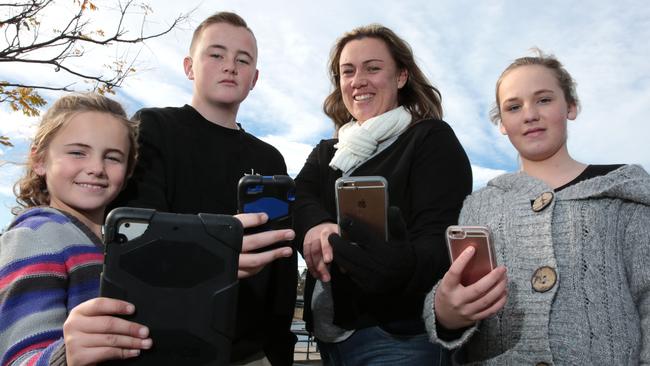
top-left (446, 226), bottom-right (496, 286)
top-left (335, 176), bottom-right (388, 241)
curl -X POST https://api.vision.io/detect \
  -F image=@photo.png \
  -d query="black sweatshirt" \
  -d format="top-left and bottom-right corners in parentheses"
top-left (294, 118), bottom-right (472, 333)
top-left (113, 105), bottom-right (297, 365)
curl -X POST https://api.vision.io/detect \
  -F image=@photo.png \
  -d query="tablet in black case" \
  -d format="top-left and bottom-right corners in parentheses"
top-left (100, 207), bottom-right (242, 366)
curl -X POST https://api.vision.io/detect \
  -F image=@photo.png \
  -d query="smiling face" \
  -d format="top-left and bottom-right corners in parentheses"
top-left (339, 37), bottom-right (408, 124)
top-left (184, 22), bottom-right (259, 108)
top-left (498, 64), bottom-right (578, 164)
top-left (34, 111), bottom-right (131, 223)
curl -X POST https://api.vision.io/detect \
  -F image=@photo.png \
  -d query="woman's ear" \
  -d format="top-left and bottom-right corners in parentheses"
top-left (397, 69), bottom-right (408, 89)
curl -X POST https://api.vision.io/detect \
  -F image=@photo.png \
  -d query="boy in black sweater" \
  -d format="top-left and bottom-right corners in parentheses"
top-left (114, 12), bottom-right (297, 365)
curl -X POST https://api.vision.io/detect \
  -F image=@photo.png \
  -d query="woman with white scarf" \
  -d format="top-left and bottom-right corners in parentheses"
top-left (294, 24), bottom-right (472, 366)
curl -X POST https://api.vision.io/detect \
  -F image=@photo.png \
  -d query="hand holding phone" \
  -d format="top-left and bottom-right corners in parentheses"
top-left (234, 212), bottom-right (295, 278)
top-left (446, 226), bottom-right (497, 286)
top-left (328, 206), bottom-right (415, 294)
top-left (335, 176), bottom-right (388, 241)
top-left (436, 225), bottom-right (506, 330)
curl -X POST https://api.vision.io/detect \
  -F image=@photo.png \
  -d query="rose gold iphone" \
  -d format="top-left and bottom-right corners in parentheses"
top-left (446, 226), bottom-right (496, 286)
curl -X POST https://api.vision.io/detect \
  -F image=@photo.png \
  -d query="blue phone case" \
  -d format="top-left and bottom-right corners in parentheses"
top-left (237, 175), bottom-right (295, 232)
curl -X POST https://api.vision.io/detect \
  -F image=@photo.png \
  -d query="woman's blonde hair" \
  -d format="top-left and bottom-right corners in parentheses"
top-left (323, 24), bottom-right (443, 130)
top-left (13, 93), bottom-right (138, 214)
top-left (489, 48), bottom-right (580, 125)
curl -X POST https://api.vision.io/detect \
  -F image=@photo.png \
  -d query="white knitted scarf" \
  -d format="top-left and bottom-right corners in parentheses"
top-left (329, 106), bottom-right (412, 172)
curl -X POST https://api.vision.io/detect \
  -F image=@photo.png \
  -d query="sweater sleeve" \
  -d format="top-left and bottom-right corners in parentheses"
top-left (113, 109), bottom-right (171, 211)
top-left (0, 228), bottom-right (69, 366)
top-left (623, 203), bottom-right (650, 363)
top-left (404, 124), bottom-right (472, 293)
top-left (293, 142), bottom-right (337, 254)
top-left (423, 281), bottom-right (479, 350)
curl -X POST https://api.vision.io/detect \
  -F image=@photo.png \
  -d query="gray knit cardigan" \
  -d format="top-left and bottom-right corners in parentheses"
top-left (423, 164), bottom-right (650, 365)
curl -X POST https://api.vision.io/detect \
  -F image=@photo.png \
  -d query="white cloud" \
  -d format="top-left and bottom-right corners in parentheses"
top-left (0, 163), bottom-right (22, 196)
top-left (258, 135), bottom-right (314, 177)
top-left (0, 109), bottom-right (39, 142)
top-left (2, 0), bottom-right (650, 230)
top-left (120, 74), bottom-right (192, 114)
top-left (0, 162), bottom-right (23, 230)
top-left (471, 165), bottom-right (507, 191)
top-left (0, 110), bottom-right (35, 229)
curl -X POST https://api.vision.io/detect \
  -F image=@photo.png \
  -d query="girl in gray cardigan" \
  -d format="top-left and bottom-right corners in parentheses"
top-left (423, 50), bottom-right (650, 365)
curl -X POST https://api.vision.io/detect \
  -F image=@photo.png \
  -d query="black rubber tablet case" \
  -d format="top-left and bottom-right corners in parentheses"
top-left (100, 207), bottom-right (242, 366)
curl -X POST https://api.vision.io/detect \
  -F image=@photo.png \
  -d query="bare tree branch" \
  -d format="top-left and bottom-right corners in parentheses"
top-left (0, 82), bottom-right (75, 91)
top-left (0, 0), bottom-right (191, 125)
top-left (0, 136), bottom-right (14, 147)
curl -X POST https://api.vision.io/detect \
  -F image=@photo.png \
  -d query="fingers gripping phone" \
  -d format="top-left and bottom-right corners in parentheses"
top-left (446, 226), bottom-right (497, 286)
top-left (335, 176), bottom-right (388, 241)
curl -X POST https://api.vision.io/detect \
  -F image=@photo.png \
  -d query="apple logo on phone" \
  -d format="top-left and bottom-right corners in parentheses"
top-left (357, 199), bottom-right (367, 209)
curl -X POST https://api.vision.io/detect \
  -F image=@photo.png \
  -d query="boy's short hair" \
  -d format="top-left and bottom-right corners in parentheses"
top-left (189, 12), bottom-right (256, 55)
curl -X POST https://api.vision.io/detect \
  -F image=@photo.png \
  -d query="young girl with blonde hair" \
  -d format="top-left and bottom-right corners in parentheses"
top-left (0, 93), bottom-right (151, 366)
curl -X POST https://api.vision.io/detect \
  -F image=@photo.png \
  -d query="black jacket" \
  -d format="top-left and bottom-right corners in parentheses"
top-left (294, 118), bottom-right (472, 333)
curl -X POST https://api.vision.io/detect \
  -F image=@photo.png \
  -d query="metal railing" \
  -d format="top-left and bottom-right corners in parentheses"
top-left (292, 297), bottom-right (321, 364)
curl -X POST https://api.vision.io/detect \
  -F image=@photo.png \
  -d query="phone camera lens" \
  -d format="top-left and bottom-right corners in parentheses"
top-left (117, 233), bottom-right (128, 244)
top-left (451, 230), bottom-right (465, 239)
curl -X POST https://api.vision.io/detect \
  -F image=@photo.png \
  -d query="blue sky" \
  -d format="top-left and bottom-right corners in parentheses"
top-left (1, 0), bottom-right (650, 230)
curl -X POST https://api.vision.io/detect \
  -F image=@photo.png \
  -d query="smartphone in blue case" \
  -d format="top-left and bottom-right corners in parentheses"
top-left (237, 174), bottom-right (295, 233)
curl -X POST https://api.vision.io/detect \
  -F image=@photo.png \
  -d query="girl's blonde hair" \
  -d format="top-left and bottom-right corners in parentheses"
top-left (323, 24), bottom-right (443, 131)
top-left (489, 48), bottom-right (580, 125)
top-left (13, 93), bottom-right (138, 214)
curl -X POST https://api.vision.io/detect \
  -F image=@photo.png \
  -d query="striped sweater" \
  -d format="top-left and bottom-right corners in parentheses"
top-left (0, 207), bottom-right (104, 366)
